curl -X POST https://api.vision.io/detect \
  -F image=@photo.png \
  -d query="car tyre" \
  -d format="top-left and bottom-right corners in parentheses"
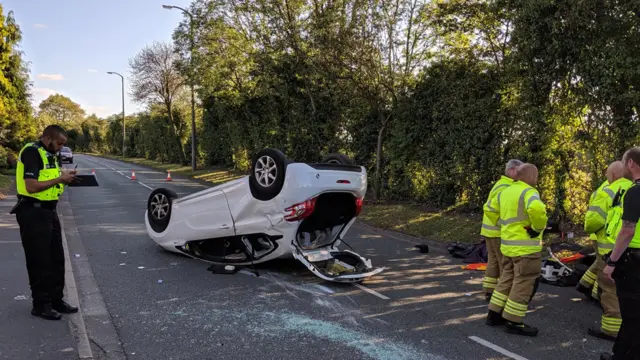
top-left (147, 188), bottom-right (178, 233)
top-left (249, 148), bottom-right (287, 201)
top-left (322, 153), bottom-right (354, 165)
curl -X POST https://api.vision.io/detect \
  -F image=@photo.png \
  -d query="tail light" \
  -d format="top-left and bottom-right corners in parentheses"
top-left (355, 197), bottom-right (364, 216)
top-left (284, 197), bottom-right (317, 221)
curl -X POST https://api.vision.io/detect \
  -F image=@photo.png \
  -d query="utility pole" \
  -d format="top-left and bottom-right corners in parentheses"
top-left (107, 71), bottom-right (126, 157)
top-left (163, 4), bottom-right (197, 171)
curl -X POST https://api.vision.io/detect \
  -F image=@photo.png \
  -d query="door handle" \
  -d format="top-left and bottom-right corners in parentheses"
top-left (221, 224), bottom-right (230, 229)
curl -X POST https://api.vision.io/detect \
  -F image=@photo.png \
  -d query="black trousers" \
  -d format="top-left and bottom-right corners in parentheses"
top-left (16, 205), bottom-right (65, 307)
top-left (612, 249), bottom-right (640, 360)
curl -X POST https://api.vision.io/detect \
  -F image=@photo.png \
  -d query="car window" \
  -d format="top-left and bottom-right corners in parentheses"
top-left (62, 147), bottom-right (71, 152)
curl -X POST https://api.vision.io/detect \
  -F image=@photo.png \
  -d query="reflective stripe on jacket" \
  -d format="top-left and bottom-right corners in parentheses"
top-left (585, 180), bottom-right (610, 241)
top-left (16, 142), bottom-right (64, 201)
top-left (602, 180), bottom-right (638, 253)
top-left (487, 180), bottom-right (548, 257)
top-left (481, 175), bottom-right (514, 238)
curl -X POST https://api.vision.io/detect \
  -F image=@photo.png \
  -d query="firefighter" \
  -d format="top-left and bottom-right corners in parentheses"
top-left (577, 162), bottom-right (622, 302)
top-left (484, 163), bottom-right (547, 336)
top-left (587, 161), bottom-right (631, 342)
top-left (480, 159), bottom-right (522, 301)
top-left (13, 125), bottom-right (78, 320)
top-left (600, 147), bottom-right (640, 360)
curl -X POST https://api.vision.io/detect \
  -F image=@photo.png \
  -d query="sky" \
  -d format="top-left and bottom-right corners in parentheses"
top-left (3, 0), bottom-right (192, 118)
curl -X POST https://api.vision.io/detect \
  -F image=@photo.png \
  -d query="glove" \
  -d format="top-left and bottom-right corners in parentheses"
top-left (526, 227), bottom-right (540, 238)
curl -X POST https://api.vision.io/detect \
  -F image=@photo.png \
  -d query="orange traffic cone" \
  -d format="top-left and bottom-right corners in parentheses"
top-left (166, 170), bottom-right (172, 182)
top-left (131, 170), bottom-right (137, 180)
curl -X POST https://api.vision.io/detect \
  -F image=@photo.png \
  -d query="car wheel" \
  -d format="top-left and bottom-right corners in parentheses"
top-left (322, 153), bottom-right (354, 165)
top-left (249, 148), bottom-right (288, 201)
top-left (147, 188), bottom-right (178, 233)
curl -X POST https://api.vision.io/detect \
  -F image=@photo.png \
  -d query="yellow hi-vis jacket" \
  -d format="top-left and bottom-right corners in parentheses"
top-left (601, 178), bottom-right (634, 255)
top-left (485, 180), bottom-right (548, 257)
top-left (480, 175), bottom-right (515, 238)
top-left (585, 180), bottom-right (610, 242)
top-left (16, 142), bottom-right (64, 201)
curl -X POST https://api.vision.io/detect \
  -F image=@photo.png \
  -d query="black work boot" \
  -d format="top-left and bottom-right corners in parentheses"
top-left (31, 303), bottom-right (62, 320)
top-left (504, 321), bottom-right (538, 336)
top-left (576, 283), bottom-right (592, 300)
top-left (53, 300), bottom-right (78, 314)
top-left (485, 293), bottom-right (492, 302)
top-left (588, 327), bottom-right (616, 342)
top-left (485, 310), bottom-right (506, 326)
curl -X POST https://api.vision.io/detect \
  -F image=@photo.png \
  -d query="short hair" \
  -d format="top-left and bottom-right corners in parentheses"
top-left (505, 159), bottom-right (523, 174)
top-left (623, 147), bottom-right (640, 167)
top-left (43, 125), bottom-right (67, 139)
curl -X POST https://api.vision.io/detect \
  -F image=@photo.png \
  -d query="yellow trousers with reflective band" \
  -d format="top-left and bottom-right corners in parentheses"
top-left (482, 237), bottom-right (503, 294)
top-left (598, 268), bottom-right (622, 337)
top-left (579, 255), bottom-right (604, 300)
top-left (488, 253), bottom-right (541, 323)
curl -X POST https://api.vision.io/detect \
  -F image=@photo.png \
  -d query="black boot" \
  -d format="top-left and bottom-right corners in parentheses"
top-left (576, 283), bottom-right (592, 300)
top-left (485, 293), bottom-right (492, 302)
top-left (31, 303), bottom-right (62, 320)
top-left (504, 321), bottom-right (538, 336)
top-left (588, 327), bottom-right (616, 342)
top-left (53, 300), bottom-right (78, 314)
top-left (486, 310), bottom-right (506, 326)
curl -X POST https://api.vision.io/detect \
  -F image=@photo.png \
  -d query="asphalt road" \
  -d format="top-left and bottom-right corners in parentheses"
top-left (59, 154), bottom-right (614, 360)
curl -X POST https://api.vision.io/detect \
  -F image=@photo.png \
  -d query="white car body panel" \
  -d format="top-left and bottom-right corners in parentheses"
top-left (145, 160), bottom-right (383, 282)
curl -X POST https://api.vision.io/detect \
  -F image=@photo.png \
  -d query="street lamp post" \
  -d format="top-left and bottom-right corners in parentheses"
top-left (107, 71), bottom-right (126, 157)
top-left (163, 4), bottom-right (197, 172)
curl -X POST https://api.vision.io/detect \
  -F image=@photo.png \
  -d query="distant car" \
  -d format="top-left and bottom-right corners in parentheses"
top-left (144, 148), bottom-right (385, 283)
top-left (59, 146), bottom-right (73, 164)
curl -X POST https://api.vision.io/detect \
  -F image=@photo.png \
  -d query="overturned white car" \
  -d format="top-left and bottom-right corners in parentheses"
top-left (144, 149), bottom-right (384, 283)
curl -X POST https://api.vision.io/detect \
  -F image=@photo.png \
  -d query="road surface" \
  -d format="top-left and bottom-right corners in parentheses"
top-left (54, 154), bottom-right (613, 360)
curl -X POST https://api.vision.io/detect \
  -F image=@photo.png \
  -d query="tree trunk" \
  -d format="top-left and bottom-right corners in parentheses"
top-left (167, 102), bottom-right (187, 165)
top-left (374, 111), bottom-right (388, 201)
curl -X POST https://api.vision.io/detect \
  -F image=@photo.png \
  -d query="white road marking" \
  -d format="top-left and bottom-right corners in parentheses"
top-left (0, 240), bottom-right (21, 244)
top-left (354, 284), bottom-right (390, 300)
top-left (138, 181), bottom-right (153, 190)
top-left (468, 336), bottom-right (529, 360)
top-left (59, 213), bottom-right (93, 359)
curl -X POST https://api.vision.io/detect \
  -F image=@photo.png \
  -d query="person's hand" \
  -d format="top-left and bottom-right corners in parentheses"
top-left (59, 172), bottom-right (77, 184)
top-left (526, 227), bottom-right (540, 238)
top-left (603, 265), bottom-right (615, 282)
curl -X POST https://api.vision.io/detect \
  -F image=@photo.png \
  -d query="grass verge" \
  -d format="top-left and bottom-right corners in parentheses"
top-left (0, 169), bottom-right (15, 199)
top-left (83, 153), bottom-right (591, 246)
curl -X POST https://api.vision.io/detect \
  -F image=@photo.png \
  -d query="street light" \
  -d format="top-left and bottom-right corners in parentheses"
top-left (163, 4), bottom-right (197, 172)
top-left (107, 71), bottom-right (126, 157)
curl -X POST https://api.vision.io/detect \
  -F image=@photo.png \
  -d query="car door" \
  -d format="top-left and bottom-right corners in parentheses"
top-left (173, 189), bottom-right (236, 240)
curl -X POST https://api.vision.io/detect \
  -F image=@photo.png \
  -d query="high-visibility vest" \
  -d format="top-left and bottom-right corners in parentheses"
top-left (16, 142), bottom-right (64, 201)
top-left (480, 175), bottom-right (514, 238)
top-left (488, 180), bottom-right (548, 257)
top-left (602, 180), bottom-right (640, 253)
top-left (585, 180), bottom-right (610, 241)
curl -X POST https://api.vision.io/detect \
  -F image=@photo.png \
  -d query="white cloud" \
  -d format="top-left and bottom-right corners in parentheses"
top-left (37, 74), bottom-right (64, 81)
top-left (87, 69), bottom-right (98, 73)
top-left (31, 88), bottom-right (58, 106)
top-left (33, 24), bottom-right (48, 29)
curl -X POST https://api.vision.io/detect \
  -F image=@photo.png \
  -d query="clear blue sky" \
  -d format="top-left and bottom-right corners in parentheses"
top-left (3, 0), bottom-right (191, 118)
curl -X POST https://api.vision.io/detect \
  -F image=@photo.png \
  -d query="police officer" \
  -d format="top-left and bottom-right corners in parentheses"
top-left (484, 163), bottom-right (548, 336)
top-left (480, 159), bottom-right (522, 301)
top-left (601, 147), bottom-right (640, 360)
top-left (14, 125), bottom-right (78, 320)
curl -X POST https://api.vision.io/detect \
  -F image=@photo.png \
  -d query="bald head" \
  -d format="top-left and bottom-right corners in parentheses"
top-left (605, 161), bottom-right (625, 183)
top-left (517, 163), bottom-right (539, 186)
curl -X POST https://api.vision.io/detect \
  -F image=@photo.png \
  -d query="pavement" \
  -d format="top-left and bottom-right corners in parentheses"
top-left (0, 194), bottom-right (78, 360)
top-left (0, 154), bottom-right (620, 360)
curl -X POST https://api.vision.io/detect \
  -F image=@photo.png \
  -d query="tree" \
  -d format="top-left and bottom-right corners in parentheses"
top-left (0, 5), bottom-right (35, 153)
top-left (38, 94), bottom-right (86, 123)
top-left (129, 41), bottom-right (188, 165)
